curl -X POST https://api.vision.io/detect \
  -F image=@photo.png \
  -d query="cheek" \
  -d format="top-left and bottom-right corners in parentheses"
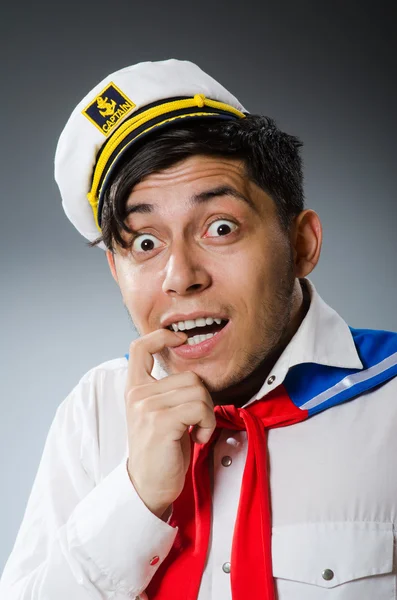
top-left (224, 236), bottom-right (290, 311)
top-left (116, 259), bottom-right (153, 292)
top-left (116, 262), bottom-right (158, 314)
top-left (225, 239), bottom-right (276, 288)
top-left (117, 263), bottom-right (140, 295)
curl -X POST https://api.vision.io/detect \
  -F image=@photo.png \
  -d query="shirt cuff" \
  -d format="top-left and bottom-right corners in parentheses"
top-left (66, 460), bottom-right (178, 596)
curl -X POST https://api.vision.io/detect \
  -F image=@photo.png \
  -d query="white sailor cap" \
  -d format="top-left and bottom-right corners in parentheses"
top-left (54, 59), bottom-right (248, 250)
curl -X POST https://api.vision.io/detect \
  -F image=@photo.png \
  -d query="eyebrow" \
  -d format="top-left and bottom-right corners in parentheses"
top-left (125, 185), bottom-right (258, 216)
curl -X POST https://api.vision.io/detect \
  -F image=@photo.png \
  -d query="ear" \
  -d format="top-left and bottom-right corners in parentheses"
top-left (290, 210), bottom-right (323, 278)
top-left (106, 250), bottom-right (119, 284)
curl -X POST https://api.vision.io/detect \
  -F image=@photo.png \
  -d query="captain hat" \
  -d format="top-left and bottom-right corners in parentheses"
top-left (54, 59), bottom-right (248, 250)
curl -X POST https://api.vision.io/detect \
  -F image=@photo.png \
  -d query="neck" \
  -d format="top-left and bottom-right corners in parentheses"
top-left (211, 279), bottom-right (311, 408)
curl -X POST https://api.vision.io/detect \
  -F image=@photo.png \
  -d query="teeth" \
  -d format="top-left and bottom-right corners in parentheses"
top-left (195, 317), bottom-right (207, 327)
top-left (169, 316), bottom-right (226, 331)
top-left (187, 332), bottom-right (219, 346)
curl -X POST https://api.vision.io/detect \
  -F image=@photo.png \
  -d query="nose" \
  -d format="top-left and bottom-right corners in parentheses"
top-left (161, 242), bottom-right (212, 296)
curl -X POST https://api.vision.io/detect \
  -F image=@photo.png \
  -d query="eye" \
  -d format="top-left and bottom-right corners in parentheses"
top-left (131, 233), bottom-right (162, 253)
top-left (206, 219), bottom-right (237, 238)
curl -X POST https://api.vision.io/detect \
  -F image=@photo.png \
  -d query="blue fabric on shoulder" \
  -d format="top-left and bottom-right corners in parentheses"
top-left (284, 328), bottom-right (397, 416)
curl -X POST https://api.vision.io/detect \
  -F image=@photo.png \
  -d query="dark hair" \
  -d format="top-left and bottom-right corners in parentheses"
top-left (88, 115), bottom-right (304, 251)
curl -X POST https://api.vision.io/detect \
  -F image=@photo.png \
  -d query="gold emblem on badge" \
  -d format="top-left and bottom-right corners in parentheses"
top-left (82, 82), bottom-right (136, 136)
top-left (97, 96), bottom-right (117, 117)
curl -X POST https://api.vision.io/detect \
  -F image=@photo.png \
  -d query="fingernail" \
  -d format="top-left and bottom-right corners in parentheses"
top-left (175, 331), bottom-right (187, 339)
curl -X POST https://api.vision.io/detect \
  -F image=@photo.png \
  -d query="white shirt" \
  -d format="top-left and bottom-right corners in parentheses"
top-left (1, 279), bottom-right (397, 600)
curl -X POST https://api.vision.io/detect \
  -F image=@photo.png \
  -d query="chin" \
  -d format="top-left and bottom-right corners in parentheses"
top-left (158, 357), bottom-right (230, 390)
top-left (191, 366), bottom-right (235, 393)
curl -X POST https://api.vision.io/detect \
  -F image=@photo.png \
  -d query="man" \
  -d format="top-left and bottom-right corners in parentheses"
top-left (1, 59), bottom-right (397, 600)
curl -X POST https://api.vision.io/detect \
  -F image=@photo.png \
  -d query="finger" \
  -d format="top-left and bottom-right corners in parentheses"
top-left (127, 328), bottom-right (187, 388)
top-left (131, 383), bottom-right (214, 414)
top-left (128, 371), bottom-right (213, 408)
top-left (165, 401), bottom-right (217, 445)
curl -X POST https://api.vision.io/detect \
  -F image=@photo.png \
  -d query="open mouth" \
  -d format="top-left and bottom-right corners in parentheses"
top-left (166, 319), bottom-right (229, 346)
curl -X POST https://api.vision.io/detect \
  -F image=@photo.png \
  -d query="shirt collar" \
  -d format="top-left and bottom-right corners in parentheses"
top-left (289, 278), bottom-right (363, 371)
top-left (247, 278), bottom-right (364, 407)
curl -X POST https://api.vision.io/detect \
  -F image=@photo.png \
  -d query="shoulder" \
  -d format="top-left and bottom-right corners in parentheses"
top-left (58, 356), bottom-right (128, 422)
top-left (78, 356), bottom-right (128, 385)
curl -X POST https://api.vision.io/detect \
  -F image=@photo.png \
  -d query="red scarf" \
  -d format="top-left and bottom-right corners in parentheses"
top-left (146, 384), bottom-right (307, 599)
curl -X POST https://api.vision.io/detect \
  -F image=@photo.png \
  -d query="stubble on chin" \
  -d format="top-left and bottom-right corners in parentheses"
top-left (153, 272), bottom-right (297, 397)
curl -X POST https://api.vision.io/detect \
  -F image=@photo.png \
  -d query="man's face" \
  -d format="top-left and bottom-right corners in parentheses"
top-left (108, 155), bottom-right (297, 392)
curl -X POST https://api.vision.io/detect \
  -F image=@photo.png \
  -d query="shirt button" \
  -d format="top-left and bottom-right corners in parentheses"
top-left (267, 375), bottom-right (276, 385)
top-left (221, 456), bottom-right (232, 467)
top-left (322, 569), bottom-right (334, 581)
top-left (149, 556), bottom-right (160, 566)
top-left (226, 436), bottom-right (239, 447)
top-left (222, 562), bottom-right (231, 573)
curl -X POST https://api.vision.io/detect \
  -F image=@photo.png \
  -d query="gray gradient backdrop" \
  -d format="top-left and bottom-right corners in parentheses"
top-left (1, 0), bottom-right (396, 572)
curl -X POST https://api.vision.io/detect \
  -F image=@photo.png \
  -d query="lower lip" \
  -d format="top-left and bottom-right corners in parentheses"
top-left (170, 320), bottom-right (231, 359)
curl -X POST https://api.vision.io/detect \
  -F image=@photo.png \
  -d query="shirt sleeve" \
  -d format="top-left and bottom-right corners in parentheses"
top-left (0, 374), bottom-right (178, 599)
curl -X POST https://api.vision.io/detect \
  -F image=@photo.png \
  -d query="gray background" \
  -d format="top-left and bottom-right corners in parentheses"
top-left (0, 0), bottom-right (396, 572)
